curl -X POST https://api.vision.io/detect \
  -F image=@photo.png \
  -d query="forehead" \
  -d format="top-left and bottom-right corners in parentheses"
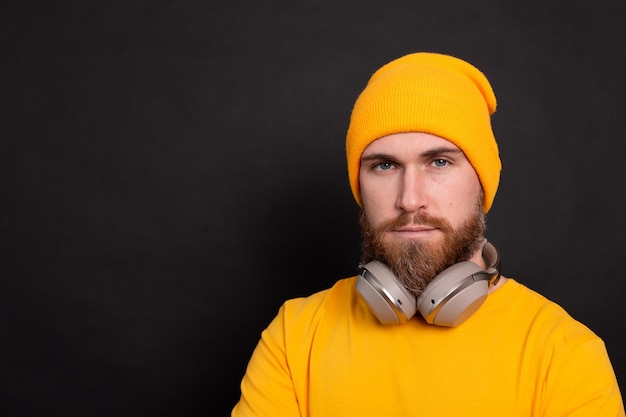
top-left (362, 132), bottom-right (461, 156)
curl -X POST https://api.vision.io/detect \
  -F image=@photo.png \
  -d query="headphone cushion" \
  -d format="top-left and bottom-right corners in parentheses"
top-left (417, 262), bottom-right (489, 327)
top-left (356, 261), bottom-right (417, 324)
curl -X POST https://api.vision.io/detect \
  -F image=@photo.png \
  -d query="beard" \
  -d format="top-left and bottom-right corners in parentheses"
top-left (359, 196), bottom-right (486, 297)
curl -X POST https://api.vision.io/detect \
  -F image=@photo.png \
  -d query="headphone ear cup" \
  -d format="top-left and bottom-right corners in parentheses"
top-left (417, 262), bottom-right (489, 327)
top-left (356, 261), bottom-right (417, 324)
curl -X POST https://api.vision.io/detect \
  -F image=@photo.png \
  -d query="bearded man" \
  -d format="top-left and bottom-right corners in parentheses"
top-left (232, 52), bottom-right (624, 417)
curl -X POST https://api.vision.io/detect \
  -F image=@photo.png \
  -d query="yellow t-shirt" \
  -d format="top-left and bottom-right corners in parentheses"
top-left (233, 278), bottom-right (624, 416)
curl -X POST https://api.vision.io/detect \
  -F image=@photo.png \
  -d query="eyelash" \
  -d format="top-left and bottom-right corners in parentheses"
top-left (374, 162), bottom-right (394, 171)
top-left (371, 158), bottom-right (451, 171)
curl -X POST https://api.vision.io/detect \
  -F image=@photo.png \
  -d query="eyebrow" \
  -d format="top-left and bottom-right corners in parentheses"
top-left (361, 146), bottom-right (463, 161)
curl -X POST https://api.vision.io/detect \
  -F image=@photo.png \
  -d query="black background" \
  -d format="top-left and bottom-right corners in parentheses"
top-left (2, 0), bottom-right (625, 415)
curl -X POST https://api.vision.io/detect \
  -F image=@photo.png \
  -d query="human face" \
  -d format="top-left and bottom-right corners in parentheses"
top-left (359, 132), bottom-right (483, 247)
top-left (358, 132), bottom-right (485, 294)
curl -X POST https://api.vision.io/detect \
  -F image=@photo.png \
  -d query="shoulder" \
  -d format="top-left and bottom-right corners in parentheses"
top-left (280, 277), bottom-right (358, 322)
top-left (500, 279), bottom-right (602, 346)
top-left (257, 277), bottom-right (363, 353)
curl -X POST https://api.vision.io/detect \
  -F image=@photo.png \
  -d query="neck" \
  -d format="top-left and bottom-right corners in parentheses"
top-left (469, 240), bottom-right (507, 294)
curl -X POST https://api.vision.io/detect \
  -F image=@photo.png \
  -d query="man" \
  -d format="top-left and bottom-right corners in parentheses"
top-left (232, 52), bottom-right (625, 416)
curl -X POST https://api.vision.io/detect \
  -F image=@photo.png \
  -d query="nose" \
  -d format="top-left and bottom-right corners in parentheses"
top-left (397, 168), bottom-right (428, 213)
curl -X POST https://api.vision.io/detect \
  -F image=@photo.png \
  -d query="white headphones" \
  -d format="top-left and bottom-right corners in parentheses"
top-left (356, 240), bottom-right (501, 327)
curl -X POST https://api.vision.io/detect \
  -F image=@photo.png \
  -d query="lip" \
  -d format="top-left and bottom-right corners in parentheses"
top-left (391, 225), bottom-right (439, 238)
top-left (394, 225), bottom-right (437, 233)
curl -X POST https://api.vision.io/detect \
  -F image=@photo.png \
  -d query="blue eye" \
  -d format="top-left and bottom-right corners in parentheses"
top-left (376, 162), bottom-right (394, 171)
top-left (433, 159), bottom-right (449, 167)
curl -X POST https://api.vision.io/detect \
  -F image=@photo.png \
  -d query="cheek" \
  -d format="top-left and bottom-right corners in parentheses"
top-left (444, 177), bottom-right (482, 218)
top-left (445, 181), bottom-right (479, 205)
top-left (462, 176), bottom-right (483, 204)
top-left (359, 182), bottom-right (390, 227)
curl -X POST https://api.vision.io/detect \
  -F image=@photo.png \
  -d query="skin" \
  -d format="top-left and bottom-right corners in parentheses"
top-left (359, 132), bottom-right (507, 293)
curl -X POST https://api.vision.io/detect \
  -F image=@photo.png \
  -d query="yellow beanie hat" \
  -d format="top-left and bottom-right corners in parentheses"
top-left (346, 52), bottom-right (501, 213)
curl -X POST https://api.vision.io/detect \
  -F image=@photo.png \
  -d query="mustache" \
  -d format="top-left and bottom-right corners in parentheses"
top-left (377, 212), bottom-right (452, 234)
